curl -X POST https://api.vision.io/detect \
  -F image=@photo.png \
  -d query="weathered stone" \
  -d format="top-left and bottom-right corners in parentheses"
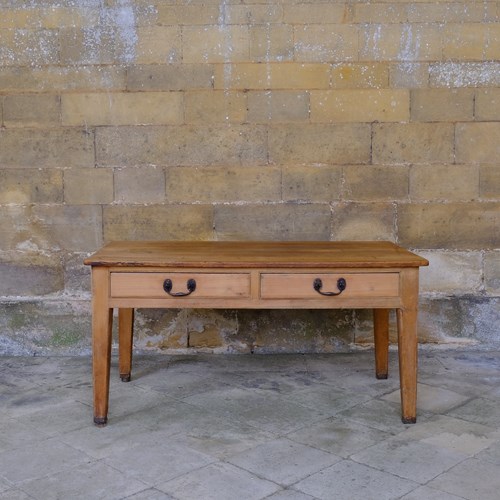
top-left (411, 89), bottom-right (474, 122)
top-left (282, 165), bottom-right (342, 202)
top-left (114, 166), bottom-right (166, 204)
top-left (456, 123), bottom-right (500, 164)
top-left (484, 252), bottom-right (500, 295)
top-left (247, 91), bottom-right (309, 122)
top-left (214, 204), bottom-right (331, 241)
top-left (480, 165), bottom-right (500, 199)
top-left (103, 205), bottom-right (214, 242)
top-left (475, 88), bottom-right (500, 121)
top-left (249, 25), bottom-right (293, 61)
top-left (184, 90), bottom-right (247, 124)
top-left (64, 168), bottom-right (114, 205)
top-left (3, 94), bottom-right (61, 127)
top-left (331, 63), bottom-right (389, 89)
top-left (0, 169), bottom-right (63, 204)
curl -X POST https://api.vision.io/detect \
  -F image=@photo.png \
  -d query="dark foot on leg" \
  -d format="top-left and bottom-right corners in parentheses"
top-left (120, 373), bottom-right (131, 382)
top-left (402, 416), bottom-right (416, 424)
top-left (94, 416), bottom-right (108, 426)
top-left (376, 373), bottom-right (388, 380)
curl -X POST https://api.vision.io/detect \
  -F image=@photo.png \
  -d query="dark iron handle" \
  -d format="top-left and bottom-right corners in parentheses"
top-left (313, 277), bottom-right (346, 296)
top-left (163, 278), bottom-right (196, 297)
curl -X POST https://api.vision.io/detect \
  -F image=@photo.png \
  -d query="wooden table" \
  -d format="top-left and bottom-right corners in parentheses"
top-left (84, 241), bottom-right (428, 426)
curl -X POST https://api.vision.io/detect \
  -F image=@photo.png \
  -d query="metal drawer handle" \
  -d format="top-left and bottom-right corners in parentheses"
top-left (313, 277), bottom-right (346, 296)
top-left (163, 278), bottom-right (196, 297)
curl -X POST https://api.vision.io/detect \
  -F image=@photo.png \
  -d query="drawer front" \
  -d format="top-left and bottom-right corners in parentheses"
top-left (111, 272), bottom-right (251, 299)
top-left (260, 273), bottom-right (399, 299)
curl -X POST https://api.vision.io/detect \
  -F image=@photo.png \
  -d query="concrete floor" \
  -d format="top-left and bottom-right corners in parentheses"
top-left (1, 349), bottom-right (500, 499)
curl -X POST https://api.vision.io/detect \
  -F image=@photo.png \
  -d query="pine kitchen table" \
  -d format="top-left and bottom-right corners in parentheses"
top-left (84, 241), bottom-right (429, 426)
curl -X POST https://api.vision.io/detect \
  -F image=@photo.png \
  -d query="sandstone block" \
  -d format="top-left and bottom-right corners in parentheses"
top-left (127, 64), bottom-right (214, 91)
top-left (331, 63), bottom-right (389, 89)
top-left (214, 63), bottom-right (330, 90)
top-left (0, 169), bottom-right (63, 204)
top-left (294, 24), bottom-right (358, 62)
top-left (247, 91), bottom-right (309, 122)
top-left (156, 4), bottom-right (219, 25)
top-left (283, 4), bottom-right (345, 24)
top-left (269, 123), bottom-right (371, 165)
top-left (96, 125), bottom-right (268, 167)
top-left (418, 251), bottom-right (483, 294)
top-left (0, 261), bottom-right (63, 296)
top-left (343, 165), bottom-right (409, 201)
top-left (456, 123), bottom-right (500, 164)
top-left (398, 202), bottom-right (500, 249)
top-left (390, 63), bottom-right (429, 89)
top-left (310, 89), bottom-right (409, 122)
top-left (3, 94), bottom-right (60, 127)
top-left (62, 92), bottom-right (183, 126)
top-left (411, 89), bottom-right (474, 122)
top-left (475, 88), bottom-right (500, 121)
top-left (59, 27), bottom-right (114, 65)
top-left (484, 252), bottom-right (500, 294)
top-left (227, 4), bottom-right (283, 24)
top-left (410, 164), bottom-right (479, 201)
top-left (63, 253), bottom-right (91, 294)
top-left (408, 3), bottom-right (488, 23)
top-left (64, 168), bottom-right (113, 205)
top-left (0, 128), bottom-right (95, 168)
top-left (360, 24), bottom-right (442, 61)
top-left (282, 165), bottom-right (342, 202)
top-left (187, 310), bottom-right (238, 349)
top-left (132, 309), bottom-right (187, 350)
top-left (214, 204), bottom-right (331, 241)
top-left (249, 25), bottom-right (293, 61)
top-left (331, 203), bottom-right (396, 241)
top-left (165, 166), bottom-right (281, 204)
top-left (353, 3), bottom-right (408, 23)
top-left (1, 28), bottom-right (59, 67)
top-left (429, 62), bottom-right (500, 88)
top-left (184, 90), bottom-right (247, 124)
top-left (182, 26), bottom-right (249, 63)
top-left (443, 24), bottom-right (489, 61)
top-left (135, 26), bottom-right (181, 64)
top-left (103, 205), bottom-right (214, 242)
top-left (372, 123), bottom-right (454, 164)
top-left (114, 166), bottom-right (165, 204)
top-left (480, 165), bottom-right (500, 199)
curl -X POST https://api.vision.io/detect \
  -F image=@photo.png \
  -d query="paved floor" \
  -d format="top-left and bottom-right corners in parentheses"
top-left (1, 350), bottom-right (500, 499)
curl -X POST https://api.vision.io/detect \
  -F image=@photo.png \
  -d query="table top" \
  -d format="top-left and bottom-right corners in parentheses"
top-left (84, 241), bottom-right (429, 269)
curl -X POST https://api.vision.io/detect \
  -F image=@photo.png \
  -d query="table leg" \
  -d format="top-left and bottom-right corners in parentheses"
top-left (373, 308), bottom-right (389, 379)
top-left (91, 267), bottom-right (113, 426)
top-left (397, 268), bottom-right (419, 424)
top-left (119, 308), bottom-right (134, 382)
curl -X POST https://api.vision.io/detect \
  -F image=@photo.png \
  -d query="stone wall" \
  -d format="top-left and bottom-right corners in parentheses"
top-left (0, 0), bottom-right (498, 354)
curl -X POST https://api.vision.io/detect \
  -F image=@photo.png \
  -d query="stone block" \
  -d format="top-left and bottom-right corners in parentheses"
top-left (184, 90), bottom-right (247, 124)
top-left (1, 28), bottom-right (59, 67)
top-left (331, 63), bottom-right (389, 89)
top-left (410, 164), bottom-right (479, 201)
top-left (411, 89), bottom-right (474, 122)
top-left (0, 66), bottom-right (126, 92)
top-left (103, 205), bottom-right (214, 242)
top-left (283, 4), bottom-right (345, 24)
top-left (475, 88), bottom-right (500, 121)
top-left (331, 203), bottom-right (396, 241)
top-left (187, 310), bottom-right (238, 349)
top-left (132, 309), bottom-right (187, 350)
top-left (372, 123), bottom-right (454, 164)
top-left (418, 251), bottom-right (483, 294)
top-left (0, 169), bottom-right (63, 204)
top-left (398, 202), bottom-right (500, 250)
top-left (115, 166), bottom-right (165, 204)
top-left (3, 94), bottom-right (60, 127)
top-left (360, 24), bottom-right (442, 61)
top-left (214, 204), bottom-right (331, 241)
top-left (484, 252), bottom-right (500, 294)
top-left (63, 253), bottom-right (91, 294)
top-left (442, 24), bottom-right (490, 60)
top-left (282, 165), bottom-right (342, 202)
top-left (96, 125), bottom-right (268, 167)
top-left (343, 165), bottom-right (409, 201)
top-left (390, 63), bottom-right (429, 89)
top-left (59, 27), bottom-right (114, 65)
top-left (294, 25), bottom-right (358, 62)
top-left (0, 128), bottom-right (94, 168)
top-left (227, 4), bottom-right (283, 24)
top-left (182, 26), bottom-right (249, 63)
top-left (135, 26), bottom-right (181, 64)
top-left (429, 62), bottom-right (500, 88)
top-left (213, 63), bottom-right (330, 90)
top-left (62, 92), bottom-right (183, 126)
top-left (408, 3), bottom-right (488, 23)
top-left (165, 166), bottom-right (281, 204)
top-left (456, 123), bottom-right (500, 164)
top-left (310, 89), bottom-right (409, 122)
top-left (0, 257), bottom-right (63, 296)
top-left (480, 165), bottom-right (500, 199)
top-left (269, 124), bottom-right (371, 165)
top-left (247, 91), bottom-right (309, 122)
top-left (156, 4), bottom-right (220, 25)
top-left (64, 168), bottom-right (114, 205)
top-left (249, 25), bottom-right (293, 61)
top-left (353, 3), bottom-right (408, 23)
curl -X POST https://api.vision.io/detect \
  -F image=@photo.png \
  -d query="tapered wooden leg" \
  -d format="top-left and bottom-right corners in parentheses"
top-left (397, 268), bottom-right (419, 424)
top-left (373, 308), bottom-right (389, 379)
top-left (91, 267), bottom-right (113, 426)
top-left (119, 308), bottom-right (134, 382)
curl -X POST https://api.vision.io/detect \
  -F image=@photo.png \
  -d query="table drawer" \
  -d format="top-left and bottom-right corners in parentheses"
top-left (111, 272), bottom-right (251, 299)
top-left (260, 273), bottom-right (399, 299)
